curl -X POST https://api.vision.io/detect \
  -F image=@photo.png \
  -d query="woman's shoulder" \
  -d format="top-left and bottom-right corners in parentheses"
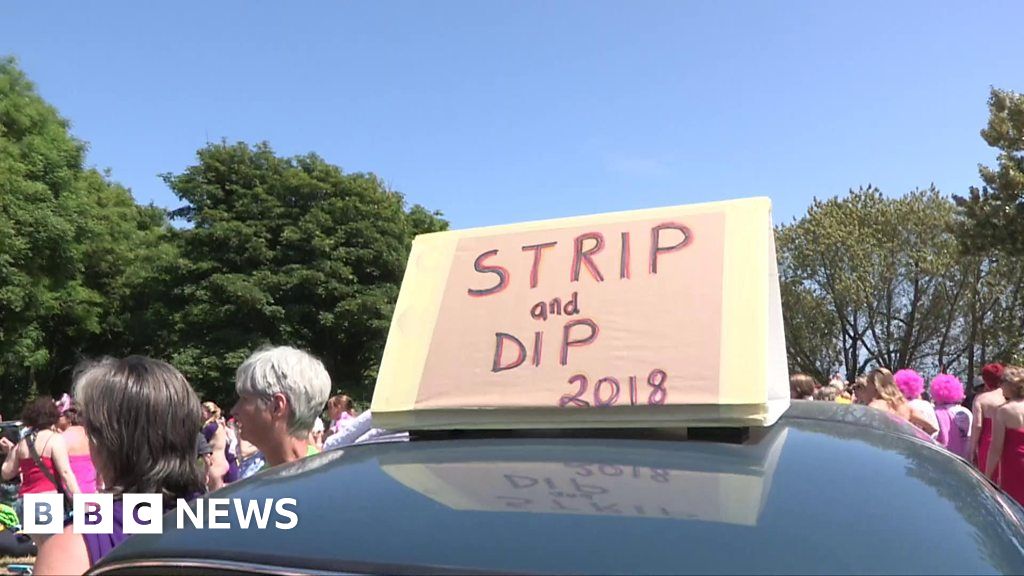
top-left (949, 403), bottom-right (972, 416)
top-left (994, 401), bottom-right (1019, 421)
top-left (980, 389), bottom-right (1007, 405)
top-left (62, 426), bottom-right (90, 448)
top-left (34, 428), bottom-right (64, 447)
top-left (998, 400), bottom-right (1024, 415)
top-left (868, 399), bottom-right (891, 412)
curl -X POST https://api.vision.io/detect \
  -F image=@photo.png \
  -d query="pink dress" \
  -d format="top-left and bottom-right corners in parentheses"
top-left (978, 417), bottom-right (1000, 481)
top-left (1000, 428), bottom-right (1024, 506)
top-left (69, 454), bottom-right (98, 493)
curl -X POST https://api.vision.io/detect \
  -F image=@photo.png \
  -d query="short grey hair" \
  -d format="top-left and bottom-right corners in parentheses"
top-left (235, 346), bottom-right (331, 438)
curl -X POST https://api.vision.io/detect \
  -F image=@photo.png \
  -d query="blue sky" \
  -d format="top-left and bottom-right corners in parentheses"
top-left (2, 1), bottom-right (1021, 228)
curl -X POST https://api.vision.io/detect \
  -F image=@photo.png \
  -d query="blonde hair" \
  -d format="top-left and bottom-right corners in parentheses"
top-left (868, 368), bottom-right (906, 411)
top-left (1002, 366), bottom-right (1024, 401)
top-left (202, 401), bottom-right (221, 423)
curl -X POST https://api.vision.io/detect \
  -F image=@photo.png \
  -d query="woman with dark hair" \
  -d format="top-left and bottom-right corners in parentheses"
top-left (0, 397), bottom-right (81, 512)
top-left (789, 374), bottom-right (817, 400)
top-left (33, 356), bottom-right (206, 575)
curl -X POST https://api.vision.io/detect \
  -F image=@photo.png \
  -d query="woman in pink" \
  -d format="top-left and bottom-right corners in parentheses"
top-left (326, 394), bottom-right (358, 437)
top-left (59, 404), bottom-right (98, 493)
top-left (971, 363), bottom-right (1006, 477)
top-left (930, 374), bottom-right (973, 459)
top-left (0, 397), bottom-right (81, 515)
top-left (987, 366), bottom-right (1024, 505)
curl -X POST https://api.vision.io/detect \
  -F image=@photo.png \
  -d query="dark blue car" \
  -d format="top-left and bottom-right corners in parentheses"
top-left (90, 401), bottom-right (1024, 575)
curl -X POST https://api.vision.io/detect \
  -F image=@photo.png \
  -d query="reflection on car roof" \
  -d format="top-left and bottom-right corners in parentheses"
top-left (95, 402), bottom-right (1024, 575)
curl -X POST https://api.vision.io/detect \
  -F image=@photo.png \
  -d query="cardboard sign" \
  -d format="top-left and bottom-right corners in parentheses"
top-left (372, 197), bottom-right (788, 429)
top-left (380, 428), bottom-right (788, 526)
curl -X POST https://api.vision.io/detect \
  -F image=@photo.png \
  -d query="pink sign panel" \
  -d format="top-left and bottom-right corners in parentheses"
top-left (415, 212), bottom-right (726, 410)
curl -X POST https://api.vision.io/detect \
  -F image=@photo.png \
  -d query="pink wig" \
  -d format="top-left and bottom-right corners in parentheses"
top-left (930, 374), bottom-right (964, 405)
top-left (894, 369), bottom-right (924, 400)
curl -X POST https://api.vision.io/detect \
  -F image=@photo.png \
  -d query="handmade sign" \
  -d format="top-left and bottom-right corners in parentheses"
top-left (371, 197), bottom-right (789, 429)
top-left (380, 427), bottom-right (788, 526)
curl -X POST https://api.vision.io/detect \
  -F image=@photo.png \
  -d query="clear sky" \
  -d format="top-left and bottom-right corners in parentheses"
top-left (3, 1), bottom-right (1021, 228)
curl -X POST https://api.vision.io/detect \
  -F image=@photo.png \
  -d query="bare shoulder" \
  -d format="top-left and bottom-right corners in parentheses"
top-left (62, 426), bottom-right (84, 441)
top-left (1004, 402), bottom-right (1024, 425)
top-left (995, 402), bottom-right (1018, 422)
top-left (34, 524), bottom-right (90, 575)
top-left (980, 389), bottom-right (1007, 410)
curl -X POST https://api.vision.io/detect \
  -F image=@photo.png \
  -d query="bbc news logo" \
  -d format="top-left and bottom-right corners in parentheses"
top-left (23, 494), bottom-right (299, 534)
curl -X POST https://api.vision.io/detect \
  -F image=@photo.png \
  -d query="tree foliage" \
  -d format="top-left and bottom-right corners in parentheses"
top-left (0, 58), bottom-right (446, 414)
top-left (956, 88), bottom-right (1024, 254)
top-left (163, 142), bottom-right (447, 405)
top-left (0, 57), bottom-right (172, 415)
top-left (2, 57), bottom-right (1020, 417)
top-left (779, 187), bottom-right (1024, 383)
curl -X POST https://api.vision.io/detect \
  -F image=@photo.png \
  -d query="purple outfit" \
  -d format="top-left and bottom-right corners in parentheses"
top-left (202, 422), bottom-right (239, 483)
top-left (81, 500), bottom-right (127, 565)
top-left (76, 495), bottom-right (198, 566)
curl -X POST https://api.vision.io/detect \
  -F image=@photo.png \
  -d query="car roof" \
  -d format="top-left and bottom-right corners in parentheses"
top-left (95, 402), bottom-right (1024, 575)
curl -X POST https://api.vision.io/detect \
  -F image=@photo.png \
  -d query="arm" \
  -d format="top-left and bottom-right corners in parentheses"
top-left (201, 453), bottom-right (212, 489)
top-left (207, 425), bottom-right (229, 491)
top-left (969, 396), bottom-right (984, 461)
top-left (239, 439), bottom-right (259, 460)
top-left (49, 435), bottom-right (81, 495)
top-left (986, 412), bottom-right (1006, 479)
top-left (33, 524), bottom-right (90, 576)
top-left (1, 438), bottom-right (19, 481)
top-left (908, 408), bottom-right (938, 436)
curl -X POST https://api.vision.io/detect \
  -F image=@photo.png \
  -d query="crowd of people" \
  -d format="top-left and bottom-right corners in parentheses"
top-left (790, 363), bottom-right (1024, 506)
top-left (0, 345), bottom-right (365, 574)
top-left (3, 348), bottom-right (1024, 574)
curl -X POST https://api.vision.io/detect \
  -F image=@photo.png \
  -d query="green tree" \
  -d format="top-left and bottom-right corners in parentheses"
top-left (777, 187), bottom-right (965, 380)
top-left (0, 57), bottom-right (170, 414)
top-left (956, 88), bottom-right (1024, 255)
top-left (164, 141), bottom-right (447, 405)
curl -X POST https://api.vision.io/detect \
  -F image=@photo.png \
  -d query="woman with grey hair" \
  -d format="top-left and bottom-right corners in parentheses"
top-left (33, 356), bottom-right (206, 575)
top-left (231, 346), bottom-right (331, 469)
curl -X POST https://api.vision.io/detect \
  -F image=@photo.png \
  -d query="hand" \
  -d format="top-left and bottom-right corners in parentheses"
top-left (0, 437), bottom-right (14, 454)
